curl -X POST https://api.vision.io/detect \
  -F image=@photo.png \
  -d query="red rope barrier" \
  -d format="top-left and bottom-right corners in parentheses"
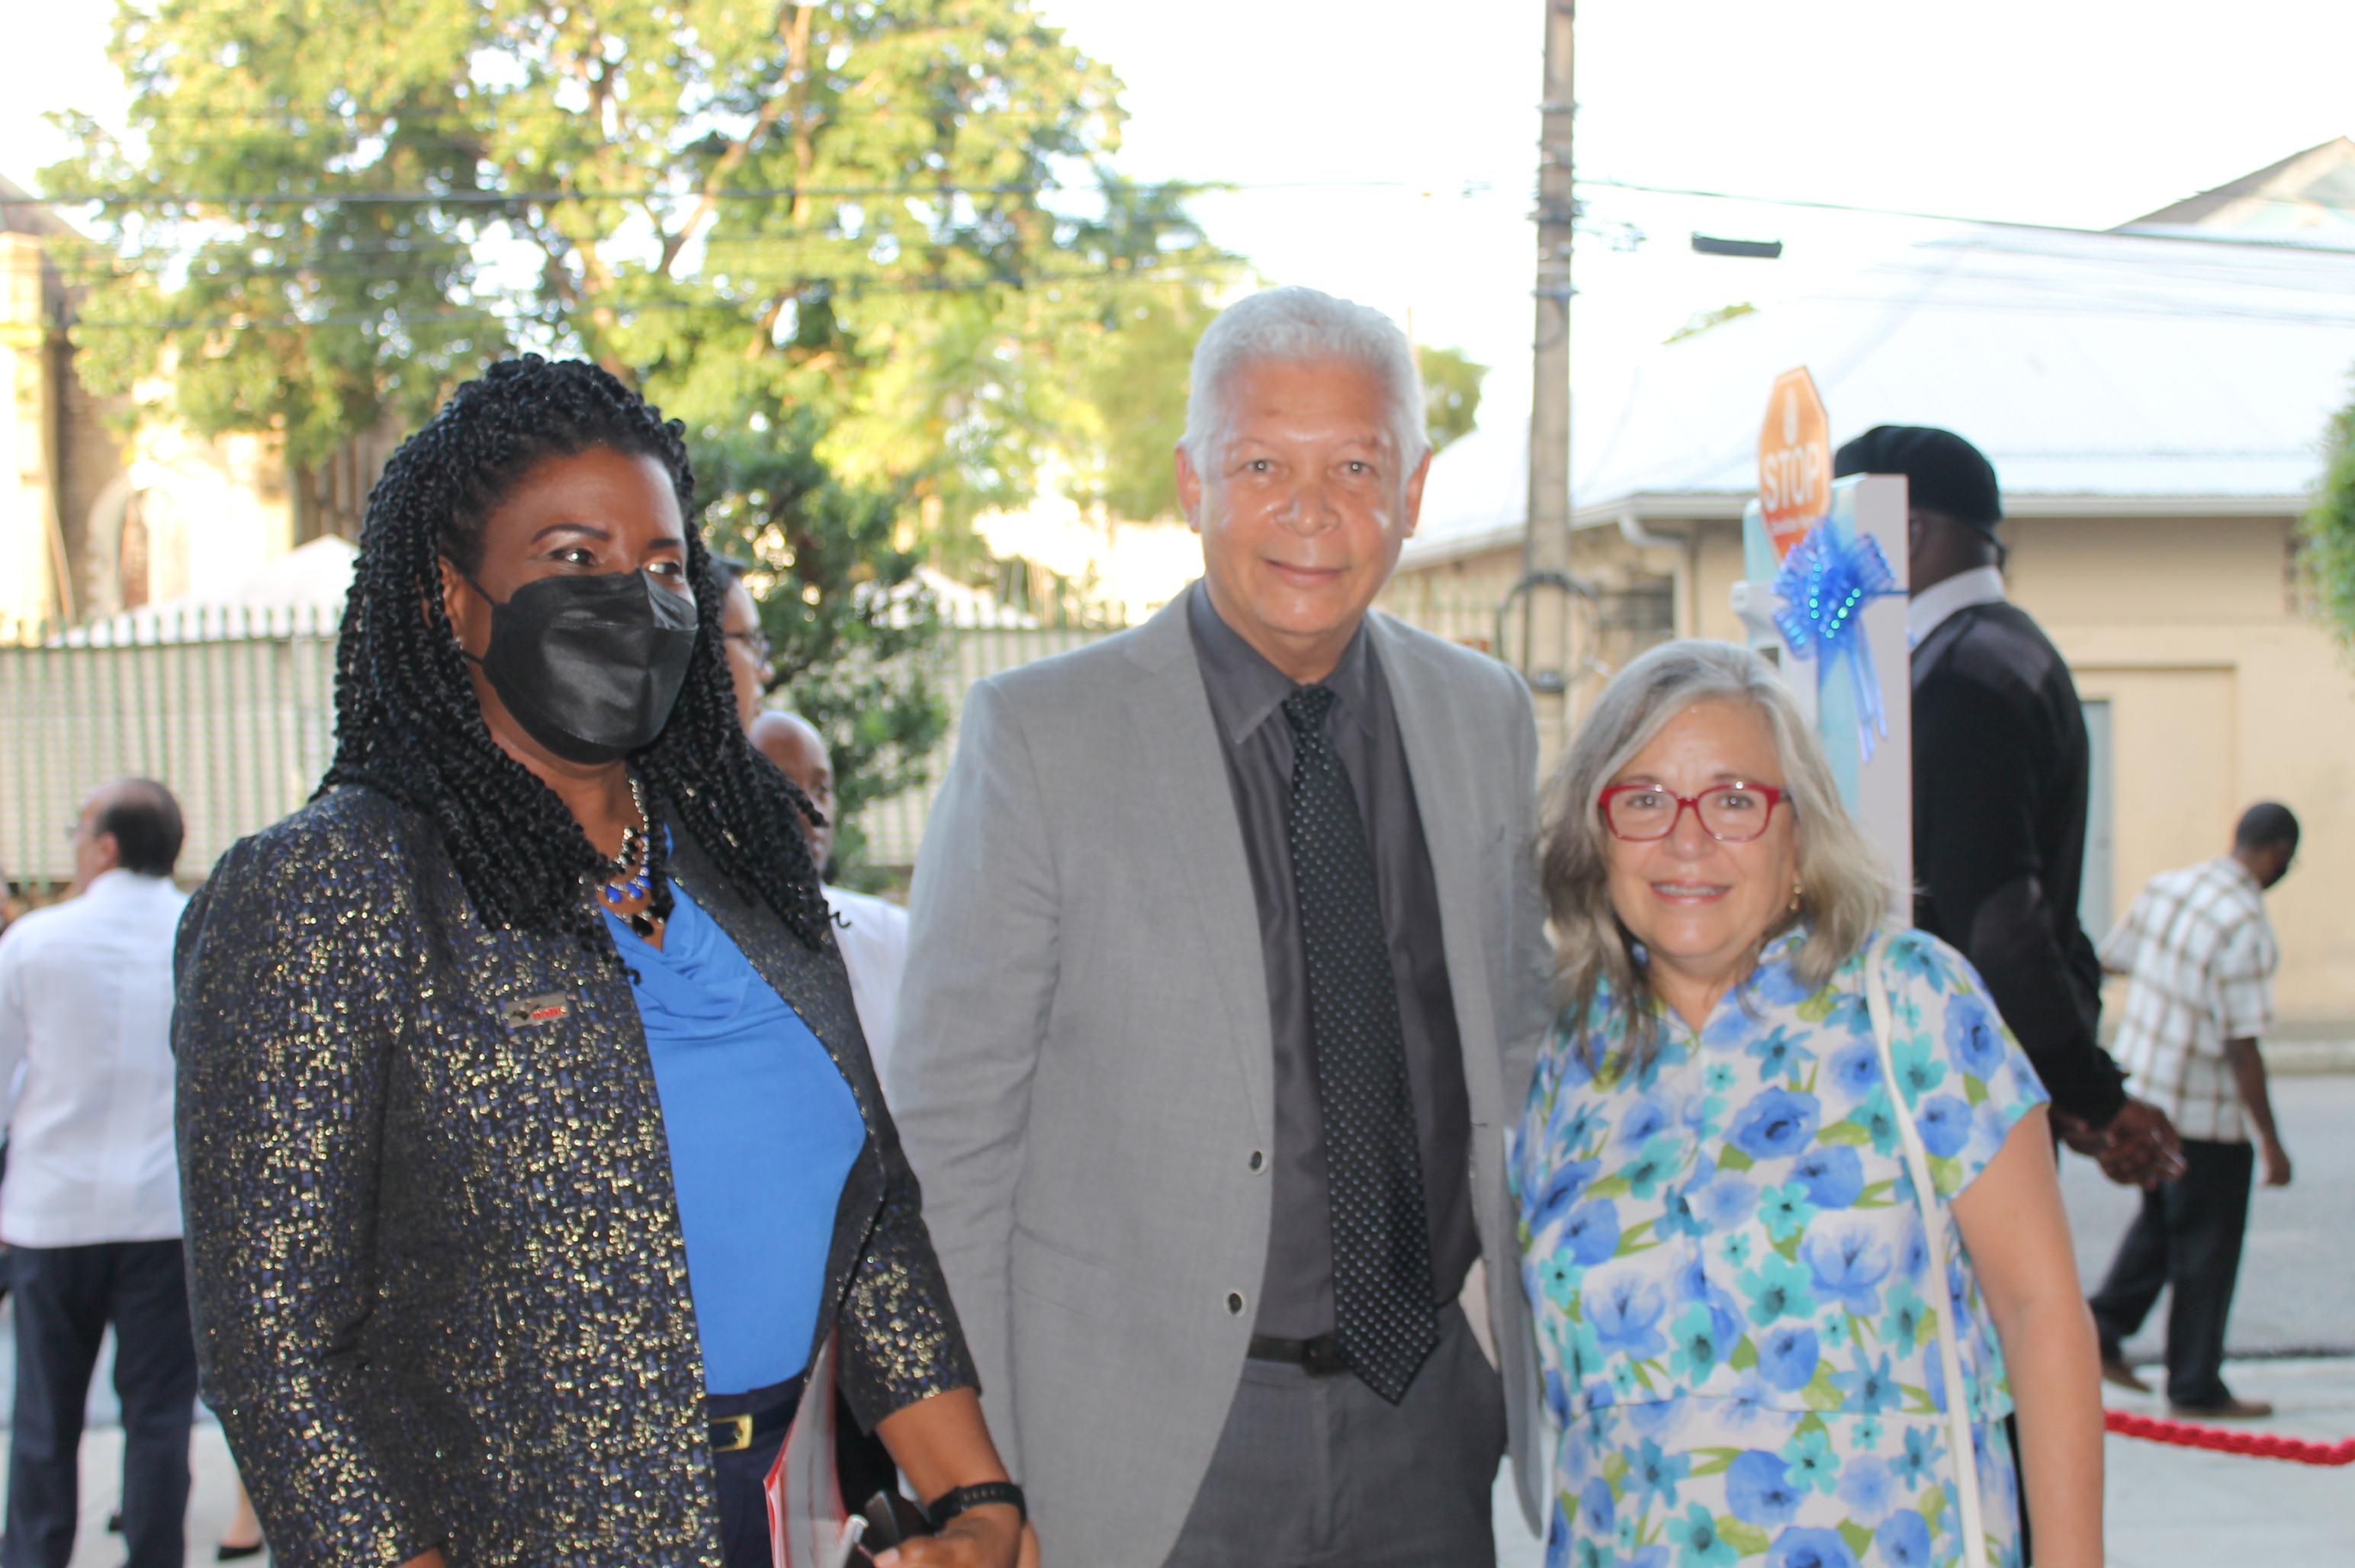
top-left (2104, 1408), bottom-right (2355, 1466)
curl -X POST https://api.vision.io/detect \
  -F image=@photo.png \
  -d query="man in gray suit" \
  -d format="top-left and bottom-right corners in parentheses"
top-left (894, 286), bottom-right (1550, 1567)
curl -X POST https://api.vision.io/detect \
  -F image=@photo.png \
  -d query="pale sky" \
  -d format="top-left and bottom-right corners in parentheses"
top-left (1037, 0), bottom-right (2355, 429)
top-left (6, 0), bottom-right (2351, 435)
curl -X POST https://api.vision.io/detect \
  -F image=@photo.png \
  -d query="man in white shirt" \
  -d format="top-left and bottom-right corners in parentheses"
top-left (0, 779), bottom-right (196, 1568)
top-left (748, 712), bottom-right (910, 1085)
top-left (2089, 802), bottom-right (2299, 1419)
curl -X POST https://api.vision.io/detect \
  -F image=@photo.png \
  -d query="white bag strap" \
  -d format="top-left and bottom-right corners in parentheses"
top-left (1862, 933), bottom-right (1991, 1568)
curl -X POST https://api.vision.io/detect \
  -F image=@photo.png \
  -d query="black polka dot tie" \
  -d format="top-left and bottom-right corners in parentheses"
top-left (1283, 683), bottom-right (1438, 1405)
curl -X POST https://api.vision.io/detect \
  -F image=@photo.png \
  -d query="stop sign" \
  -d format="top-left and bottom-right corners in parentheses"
top-left (1757, 366), bottom-right (1830, 560)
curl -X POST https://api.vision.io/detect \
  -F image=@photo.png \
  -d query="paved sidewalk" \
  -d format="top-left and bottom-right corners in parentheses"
top-left (31, 1421), bottom-right (245, 1568)
top-left (2096, 1354), bottom-right (2355, 1567)
top-left (2061, 1075), bottom-right (2355, 1359)
top-left (0, 1358), bottom-right (2349, 1565)
top-left (8, 1078), bottom-right (2353, 1565)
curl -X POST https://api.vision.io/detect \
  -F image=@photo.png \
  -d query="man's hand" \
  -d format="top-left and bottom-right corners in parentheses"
top-left (2049, 1107), bottom-right (2108, 1159)
top-left (874, 1506), bottom-right (1024, 1568)
top-left (2094, 1098), bottom-right (2186, 1187)
top-left (2260, 1136), bottom-right (2293, 1187)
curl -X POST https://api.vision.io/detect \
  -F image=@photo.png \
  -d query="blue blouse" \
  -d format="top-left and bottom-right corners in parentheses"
top-left (605, 882), bottom-right (866, 1396)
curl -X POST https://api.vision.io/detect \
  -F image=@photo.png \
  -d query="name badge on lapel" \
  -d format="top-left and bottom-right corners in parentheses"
top-left (503, 992), bottom-right (572, 1031)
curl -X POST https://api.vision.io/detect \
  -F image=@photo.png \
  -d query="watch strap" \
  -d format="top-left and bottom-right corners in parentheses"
top-left (926, 1480), bottom-right (1026, 1530)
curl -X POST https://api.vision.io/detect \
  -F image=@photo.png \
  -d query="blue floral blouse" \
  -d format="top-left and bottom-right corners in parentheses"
top-left (1510, 925), bottom-right (2049, 1568)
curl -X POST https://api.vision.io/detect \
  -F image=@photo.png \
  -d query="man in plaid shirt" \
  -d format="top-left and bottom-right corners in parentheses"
top-left (2088, 802), bottom-right (2299, 1418)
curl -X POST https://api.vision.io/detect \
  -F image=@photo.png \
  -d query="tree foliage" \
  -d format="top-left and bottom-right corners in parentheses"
top-left (1665, 300), bottom-right (1758, 345)
top-left (692, 407), bottom-right (943, 878)
top-left (2299, 377), bottom-right (2355, 647)
top-left (49, 0), bottom-right (1230, 533)
top-left (1417, 344), bottom-right (1486, 456)
top-left (47, 0), bottom-right (1238, 866)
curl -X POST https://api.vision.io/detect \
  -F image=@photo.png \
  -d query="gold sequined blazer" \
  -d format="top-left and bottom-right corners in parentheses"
top-left (173, 786), bottom-right (975, 1568)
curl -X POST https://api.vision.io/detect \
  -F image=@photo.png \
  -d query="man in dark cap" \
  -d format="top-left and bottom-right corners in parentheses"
top-left (1835, 425), bottom-right (2183, 1186)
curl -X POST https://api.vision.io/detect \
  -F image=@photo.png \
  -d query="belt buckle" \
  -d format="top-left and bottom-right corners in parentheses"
top-left (714, 1412), bottom-right (753, 1453)
top-left (1301, 1335), bottom-right (1350, 1378)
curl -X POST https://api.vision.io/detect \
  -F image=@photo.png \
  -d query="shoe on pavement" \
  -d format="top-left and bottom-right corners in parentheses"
top-left (2101, 1356), bottom-right (2152, 1394)
top-left (2169, 1396), bottom-right (2274, 1420)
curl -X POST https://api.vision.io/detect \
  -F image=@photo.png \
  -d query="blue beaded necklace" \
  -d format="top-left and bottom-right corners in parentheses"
top-left (598, 774), bottom-right (659, 937)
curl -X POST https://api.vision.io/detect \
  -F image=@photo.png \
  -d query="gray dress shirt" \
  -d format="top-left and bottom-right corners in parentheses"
top-left (1187, 583), bottom-right (1476, 1340)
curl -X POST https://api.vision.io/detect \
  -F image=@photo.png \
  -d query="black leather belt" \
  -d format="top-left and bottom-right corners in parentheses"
top-left (1247, 1332), bottom-right (1351, 1377)
top-left (709, 1377), bottom-right (806, 1454)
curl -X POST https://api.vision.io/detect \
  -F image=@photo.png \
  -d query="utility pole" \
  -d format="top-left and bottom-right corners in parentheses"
top-left (1518, 0), bottom-right (1578, 757)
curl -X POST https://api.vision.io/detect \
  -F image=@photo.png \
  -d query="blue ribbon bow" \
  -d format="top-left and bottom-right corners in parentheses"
top-left (1771, 517), bottom-right (1904, 763)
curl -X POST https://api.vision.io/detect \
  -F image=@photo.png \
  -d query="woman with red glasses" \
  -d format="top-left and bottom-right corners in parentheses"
top-left (1511, 640), bottom-right (2103, 1568)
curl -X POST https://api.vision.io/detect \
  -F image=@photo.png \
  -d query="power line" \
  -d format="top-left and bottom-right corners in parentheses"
top-left (1576, 175), bottom-right (2355, 254)
top-left (54, 229), bottom-right (1229, 277)
top-left (23, 177), bottom-right (1461, 209)
top-left (10, 175), bottom-right (1509, 210)
top-left (24, 165), bottom-right (2350, 257)
top-left (27, 181), bottom-right (1114, 207)
top-left (56, 259), bottom-right (1242, 333)
top-left (1577, 175), bottom-right (2103, 230)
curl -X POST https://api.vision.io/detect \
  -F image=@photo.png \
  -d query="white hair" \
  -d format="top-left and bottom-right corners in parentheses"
top-left (1537, 639), bottom-right (1902, 1068)
top-left (1180, 286), bottom-right (1428, 470)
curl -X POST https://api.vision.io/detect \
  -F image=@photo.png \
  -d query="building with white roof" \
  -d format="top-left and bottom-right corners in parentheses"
top-left (1390, 142), bottom-right (2355, 1023)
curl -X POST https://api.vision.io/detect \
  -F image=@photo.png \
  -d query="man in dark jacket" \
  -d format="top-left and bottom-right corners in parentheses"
top-left (1836, 426), bottom-right (2182, 1185)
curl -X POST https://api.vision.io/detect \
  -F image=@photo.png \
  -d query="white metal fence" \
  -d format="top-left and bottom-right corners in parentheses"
top-left (0, 603), bottom-right (1126, 892)
top-left (2, 591), bottom-right (1665, 893)
top-left (2, 607), bottom-right (342, 888)
top-left (856, 615), bottom-right (1125, 865)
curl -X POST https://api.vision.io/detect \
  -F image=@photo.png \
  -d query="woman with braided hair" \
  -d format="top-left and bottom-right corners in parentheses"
top-left (174, 358), bottom-right (1024, 1568)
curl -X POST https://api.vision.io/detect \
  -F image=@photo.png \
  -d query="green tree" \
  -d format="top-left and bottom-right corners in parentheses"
top-left (2299, 377), bottom-right (2355, 645)
top-left (1418, 344), bottom-right (1486, 455)
top-left (1048, 178), bottom-right (1235, 523)
top-left (46, 0), bottom-right (1235, 865)
top-left (692, 407), bottom-right (944, 879)
top-left (47, 0), bottom-right (1229, 547)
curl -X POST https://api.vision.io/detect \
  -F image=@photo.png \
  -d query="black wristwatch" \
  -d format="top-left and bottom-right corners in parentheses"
top-left (926, 1480), bottom-right (1026, 1531)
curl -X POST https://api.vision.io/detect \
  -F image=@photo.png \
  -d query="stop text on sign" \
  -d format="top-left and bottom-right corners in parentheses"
top-left (1757, 367), bottom-right (1830, 560)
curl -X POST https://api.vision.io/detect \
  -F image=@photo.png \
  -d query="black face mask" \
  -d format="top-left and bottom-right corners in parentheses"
top-left (461, 569), bottom-right (702, 765)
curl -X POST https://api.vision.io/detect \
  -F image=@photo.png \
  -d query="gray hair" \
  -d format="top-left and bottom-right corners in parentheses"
top-left (1537, 639), bottom-right (1899, 1067)
top-left (1180, 286), bottom-right (1428, 470)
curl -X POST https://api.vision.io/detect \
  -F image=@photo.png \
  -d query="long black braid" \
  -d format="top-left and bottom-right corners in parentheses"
top-left (322, 355), bottom-right (833, 953)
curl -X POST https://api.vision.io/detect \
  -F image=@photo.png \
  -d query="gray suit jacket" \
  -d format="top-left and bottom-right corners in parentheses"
top-left (893, 593), bottom-right (1552, 1566)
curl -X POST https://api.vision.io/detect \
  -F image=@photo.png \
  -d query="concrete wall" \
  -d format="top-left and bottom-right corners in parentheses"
top-left (2013, 513), bottom-right (2354, 1027)
top-left (53, 354), bottom-right (128, 615)
top-left (1394, 509), bottom-right (2355, 1027)
top-left (0, 228), bottom-right (281, 626)
top-left (123, 413), bottom-right (291, 606)
top-left (1, 232), bottom-right (60, 625)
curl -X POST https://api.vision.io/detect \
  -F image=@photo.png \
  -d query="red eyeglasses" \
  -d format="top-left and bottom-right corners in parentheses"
top-left (1598, 782), bottom-right (1789, 843)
